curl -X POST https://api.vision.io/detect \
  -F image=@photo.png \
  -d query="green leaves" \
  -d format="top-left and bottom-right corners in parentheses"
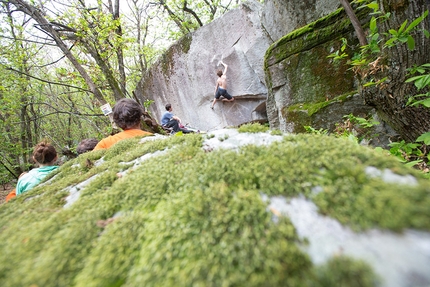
top-left (384, 10), bottom-right (429, 50)
top-left (362, 76), bottom-right (387, 87)
top-left (406, 63), bottom-right (430, 108)
top-left (388, 140), bottom-right (423, 162)
top-left (369, 16), bottom-right (377, 33)
top-left (406, 74), bottom-right (430, 90)
top-left (366, 1), bottom-right (379, 12)
top-left (416, 132), bottom-right (430, 145)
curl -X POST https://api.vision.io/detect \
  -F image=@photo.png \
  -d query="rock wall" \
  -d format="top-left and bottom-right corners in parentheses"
top-left (135, 0), bottom-right (270, 132)
top-left (135, 0), bottom-right (343, 132)
top-left (261, 0), bottom-right (340, 41)
top-left (264, 8), bottom-right (375, 133)
top-left (135, 0), bottom-right (396, 143)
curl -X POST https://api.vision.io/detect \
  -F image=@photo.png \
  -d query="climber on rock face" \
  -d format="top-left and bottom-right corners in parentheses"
top-left (211, 60), bottom-right (234, 109)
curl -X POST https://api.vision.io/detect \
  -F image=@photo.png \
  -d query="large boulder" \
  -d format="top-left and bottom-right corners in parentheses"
top-left (263, 6), bottom-right (399, 145)
top-left (1, 128), bottom-right (429, 286)
top-left (135, 0), bottom-right (344, 132)
top-left (135, 0), bottom-right (270, 131)
top-left (264, 8), bottom-right (361, 132)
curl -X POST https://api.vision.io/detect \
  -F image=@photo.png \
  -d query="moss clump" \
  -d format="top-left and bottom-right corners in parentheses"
top-left (179, 33), bottom-right (192, 54)
top-left (282, 92), bottom-right (358, 133)
top-left (270, 129), bottom-right (283, 136)
top-left (287, 92), bottom-right (356, 117)
top-left (238, 123), bottom-right (269, 133)
top-left (126, 184), bottom-right (311, 287)
top-left (312, 256), bottom-right (379, 287)
top-left (0, 132), bottom-right (428, 286)
top-left (160, 33), bottom-right (193, 77)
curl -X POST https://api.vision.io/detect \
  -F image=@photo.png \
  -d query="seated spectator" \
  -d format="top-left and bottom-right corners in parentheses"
top-left (76, 138), bottom-right (99, 155)
top-left (160, 103), bottom-right (193, 134)
top-left (5, 172), bottom-right (26, 202)
top-left (6, 141), bottom-right (60, 201)
top-left (94, 98), bottom-right (153, 150)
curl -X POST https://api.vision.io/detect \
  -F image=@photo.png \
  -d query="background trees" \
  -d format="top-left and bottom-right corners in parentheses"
top-left (0, 0), bottom-right (240, 184)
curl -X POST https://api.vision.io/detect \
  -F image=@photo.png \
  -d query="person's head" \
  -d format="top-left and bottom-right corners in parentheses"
top-left (113, 98), bottom-right (144, 130)
top-left (217, 70), bottom-right (223, 77)
top-left (33, 140), bottom-right (57, 166)
top-left (165, 103), bottom-right (172, 111)
top-left (76, 138), bottom-right (99, 155)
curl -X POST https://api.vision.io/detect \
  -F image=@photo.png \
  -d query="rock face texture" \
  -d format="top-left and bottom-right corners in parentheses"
top-left (264, 8), bottom-right (371, 133)
top-left (135, 0), bottom-right (270, 132)
top-left (135, 0), bottom-right (346, 132)
top-left (134, 0), bottom-right (398, 142)
top-left (261, 0), bottom-right (340, 41)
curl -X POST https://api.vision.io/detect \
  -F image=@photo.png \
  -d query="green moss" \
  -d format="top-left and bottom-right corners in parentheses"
top-left (270, 129), bottom-right (283, 136)
top-left (179, 33), bottom-right (192, 54)
top-left (160, 33), bottom-right (192, 76)
top-left (126, 184), bottom-right (311, 286)
top-left (287, 92), bottom-right (357, 117)
top-left (312, 256), bottom-right (379, 287)
top-left (238, 123), bottom-right (269, 133)
top-left (0, 132), bottom-right (428, 286)
top-left (265, 7), bottom-right (369, 68)
top-left (281, 92), bottom-right (358, 133)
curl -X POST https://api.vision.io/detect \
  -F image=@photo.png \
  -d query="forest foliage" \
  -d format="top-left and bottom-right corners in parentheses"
top-left (0, 0), bottom-right (242, 185)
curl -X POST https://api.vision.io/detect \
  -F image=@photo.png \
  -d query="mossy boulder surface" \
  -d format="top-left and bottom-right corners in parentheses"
top-left (1, 126), bottom-right (429, 287)
top-left (264, 7), bottom-right (377, 134)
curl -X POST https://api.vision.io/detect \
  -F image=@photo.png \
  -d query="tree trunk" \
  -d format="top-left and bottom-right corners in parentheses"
top-left (362, 0), bottom-right (430, 142)
top-left (111, 0), bottom-right (127, 97)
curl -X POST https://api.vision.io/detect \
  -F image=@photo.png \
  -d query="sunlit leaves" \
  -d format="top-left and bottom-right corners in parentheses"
top-left (384, 10), bottom-right (429, 50)
top-left (406, 63), bottom-right (430, 108)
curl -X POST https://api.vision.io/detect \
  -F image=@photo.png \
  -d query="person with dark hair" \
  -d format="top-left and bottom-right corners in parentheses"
top-left (160, 104), bottom-right (193, 134)
top-left (76, 138), bottom-right (99, 154)
top-left (211, 60), bottom-right (234, 109)
top-left (94, 98), bottom-right (152, 150)
top-left (15, 140), bottom-right (59, 196)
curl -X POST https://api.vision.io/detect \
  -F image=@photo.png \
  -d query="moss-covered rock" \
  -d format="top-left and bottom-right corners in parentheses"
top-left (264, 6), bottom-right (379, 136)
top-left (0, 128), bottom-right (429, 286)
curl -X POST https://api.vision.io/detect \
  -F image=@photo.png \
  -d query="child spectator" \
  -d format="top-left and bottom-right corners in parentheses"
top-left (6, 140), bottom-right (59, 201)
top-left (76, 138), bottom-right (99, 154)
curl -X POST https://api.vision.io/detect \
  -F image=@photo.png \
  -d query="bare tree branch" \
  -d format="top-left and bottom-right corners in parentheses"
top-left (6, 0), bottom-right (108, 105)
top-left (183, 1), bottom-right (203, 27)
top-left (0, 34), bottom-right (57, 46)
top-left (4, 65), bottom-right (92, 92)
top-left (339, 0), bottom-right (367, 46)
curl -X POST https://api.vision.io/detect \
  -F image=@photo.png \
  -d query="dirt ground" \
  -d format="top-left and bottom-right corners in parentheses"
top-left (0, 183), bottom-right (14, 205)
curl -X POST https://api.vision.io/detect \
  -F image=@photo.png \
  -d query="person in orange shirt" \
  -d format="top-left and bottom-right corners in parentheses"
top-left (94, 98), bottom-right (153, 150)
